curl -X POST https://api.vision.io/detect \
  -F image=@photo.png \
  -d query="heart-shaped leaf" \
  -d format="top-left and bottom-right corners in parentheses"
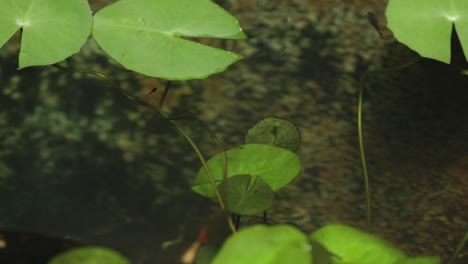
top-left (0, 0), bottom-right (92, 68)
top-left (212, 225), bottom-right (311, 264)
top-left (92, 0), bottom-right (246, 80)
top-left (217, 174), bottom-right (273, 215)
top-left (386, 0), bottom-right (468, 63)
top-left (192, 144), bottom-right (301, 198)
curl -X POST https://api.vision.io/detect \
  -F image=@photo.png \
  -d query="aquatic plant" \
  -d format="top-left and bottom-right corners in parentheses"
top-left (212, 224), bottom-right (441, 264)
top-left (0, 0), bottom-right (465, 263)
top-left (354, 2), bottom-right (468, 264)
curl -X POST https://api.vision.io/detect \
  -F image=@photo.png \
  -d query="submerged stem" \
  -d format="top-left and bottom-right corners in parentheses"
top-left (448, 230), bottom-right (468, 264)
top-left (158, 80), bottom-right (172, 109)
top-left (357, 57), bottom-right (421, 231)
top-left (53, 64), bottom-right (236, 233)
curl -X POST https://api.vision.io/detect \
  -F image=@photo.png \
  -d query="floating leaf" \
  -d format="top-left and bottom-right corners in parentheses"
top-left (92, 0), bottom-right (246, 80)
top-left (192, 144), bottom-right (301, 198)
top-left (386, 0), bottom-right (468, 63)
top-left (217, 174), bottom-right (273, 215)
top-left (48, 246), bottom-right (130, 264)
top-left (0, 0), bottom-right (92, 68)
top-left (212, 225), bottom-right (311, 264)
top-left (310, 224), bottom-right (406, 264)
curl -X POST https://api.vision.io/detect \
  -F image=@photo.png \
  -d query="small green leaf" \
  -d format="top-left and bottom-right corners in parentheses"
top-left (92, 0), bottom-right (246, 80)
top-left (48, 246), bottom-right (130, 264)
top-left (0, 0), bottom-right (92, 68)
top-left (386, 0), bottom-right (468, 63)
top-left (245, 117), bottom-right (301, 152)
top-left (310, 224), bottom-right (406, 264)
top-left (192, 144), bottom-right (301, 198)
top-left (212, 225), bottom-right (311, 264)
top-left (218, 174), bottom-right (273, 215)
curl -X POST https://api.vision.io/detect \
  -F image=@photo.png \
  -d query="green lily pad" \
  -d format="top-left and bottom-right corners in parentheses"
top-left (386, 0), bottom-right (468, 63)
top-left (48, 246), bottom-right (130, 264)
top-left (0, 0), bottom-right (92, 68)
top-left (92, 0), bottom-right (246, 80)
top-left (310, 224), bottom-right (407, 264)
top-left (212, 225), bottom-right (311, 264)
top-left (192, 144), bottom-right (301, 198)
top-left (217, 174), bottom-right (273, 215)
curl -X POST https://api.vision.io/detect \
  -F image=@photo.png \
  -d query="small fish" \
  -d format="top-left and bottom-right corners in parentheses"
top-left (145, 87), bottom-right (157, 96)
top-left (180, 226), bottom-right (208, 264)
top-left (367, 11), bottom-right (384, 39)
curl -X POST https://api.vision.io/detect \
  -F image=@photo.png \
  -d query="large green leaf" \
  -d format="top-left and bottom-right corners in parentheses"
top-left (192, 144), bottom-right (301, 198)
top-left (0, 0), bottom-right (92, 68)
top-left (48, 246), bottom-right (130, 264)
top-left (217, 174), bottom-right (274, 215)
top-left (92, 0), bottom-right (246, 80)
top-left (212, 225), bottom-right (311, 264)
top-left (310, 224), bottom-right (406, 264)
top-left (386, 0), bottom-right (468, 63)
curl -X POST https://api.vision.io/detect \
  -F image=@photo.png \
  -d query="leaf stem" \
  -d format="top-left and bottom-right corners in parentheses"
top-left (448, 230), bottom-right (468, 264)
top-left (52, 64), bottom-right (236, 233)
top-left (357, 57), bottom-right (421, 231)
top-left (158, 80), bottom-right (172, 109)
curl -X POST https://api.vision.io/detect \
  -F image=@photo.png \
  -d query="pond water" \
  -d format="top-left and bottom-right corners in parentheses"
top-left (1, 0), bottom-right (467, 263)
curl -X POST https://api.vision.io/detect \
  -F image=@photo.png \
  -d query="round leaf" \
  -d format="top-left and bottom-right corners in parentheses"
top-left (0, 0), bottom-right (92, 68)
top-left (386, 0), bottom-right (468, 63)
top-left (212, 225), bottom-right (311, 264)
top-left (48, 246), bottom-right (130, 264)
top-left (218, 174), bottom-right (273, 215)
top-left (245, 117), bottom-right (301, 152)
top-left (310, 224), bottom-right (406, 264)
top-left (192, 144), bottom-right (301, 198)
top-left (92, 0), bottom-right (246, 80)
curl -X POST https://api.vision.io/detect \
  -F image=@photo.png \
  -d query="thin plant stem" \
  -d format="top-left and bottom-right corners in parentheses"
top-left (52, 64), bottom-right (236, 233)
top-left (448, 230), bottom-right (468, 264)
top-left (357, 57), bottom-right (421, 231)
top-left (158, 80), bottom-right (172, 109)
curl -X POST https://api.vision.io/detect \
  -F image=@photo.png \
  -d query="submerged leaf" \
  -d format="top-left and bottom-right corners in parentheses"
top-left (192, 144), bottom-right (301, 198)
top-left (218, 174), bottom-right (273, 215)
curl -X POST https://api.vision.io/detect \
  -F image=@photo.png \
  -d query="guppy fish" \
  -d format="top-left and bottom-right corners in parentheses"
top-left (367, 11), bottom-right (384, 39)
